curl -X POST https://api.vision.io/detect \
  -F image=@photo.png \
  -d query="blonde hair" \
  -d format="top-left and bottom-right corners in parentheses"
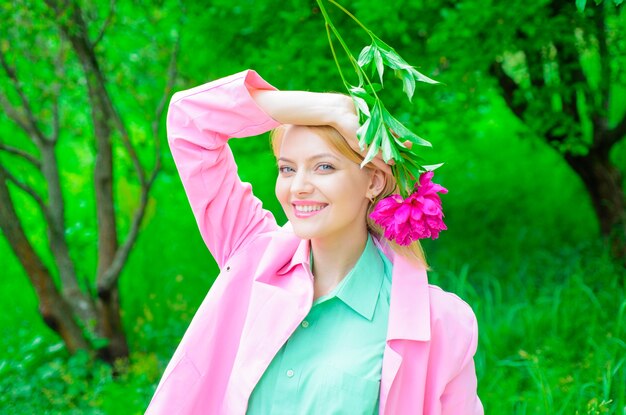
top-left (271, 124), bottom-right (427, 267)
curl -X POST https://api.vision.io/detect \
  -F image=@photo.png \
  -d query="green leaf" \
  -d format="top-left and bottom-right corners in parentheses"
top-left (381, 49), bottom-right (412, 70)
top-left (356, 68), bottom-right (365, 88)
top-left (364, 102), bottom-right (382, 145)
top-left (397, 70), bottom-right (416, 101)
top-left (379, 126), bottom-right (394, 162)
top-left (396, 168), bottom-right (412, 197)
top-left (351, 95), bottom-right (370, 118)
top-left (422, 163), bottom-right (444, 171)
top-left (393, 165), bottom-right (408, 196)
top-left (349, 86), bottom-right (367, 96)
top-left (361, 133), bottom-right (382, 167)
top-left (576, 0), bottom-right (587, 11)
top-left (357, 101), bottom-right (382, 150)
top-left (403, 160), bottom-right (424, 182)
top-left (357, 44), bottom-right (374, 67)
top-left (356, 117), bottom-right (371, 148)
top-left (374, 48), bottom-right (384, 84)
top-left (349, 86), bottom-right (375, 106)
top-left (409, 67), bottom-right (439, 85)
top-left (379, 127), bottom-right (401, 163)
top-left (389, 136), bottom-right (402, 161)
top-left (613, 0), bottom-right (623, 5)
top-left (381, 108), bottom-right (432, 148)
top-left (356, 118), bottom-right (371, 151)
top-left (364, 82), bottom-right (383, 94)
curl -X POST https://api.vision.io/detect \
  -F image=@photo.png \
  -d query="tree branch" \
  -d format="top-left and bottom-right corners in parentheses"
top-left (0, 166), bottom-right (89, 353)
top-left (0, 143), bottom-right (41, 169)
top-left (50, 45), bottom-right (67, 144)
top-left (0, 93), bottom-right (41, 143)
top-left (150, 37), bottom-right (179, 182)
top-left (0, 51), bottom-right (47, 144)
top-left (93, 0), bottom-right (116, 48)
top-left (97, 189), bottom-right (148, 293)
top-left (98, 38), bottom-right (179, 293)
top-left (0, 164), bottom-right (46, 213)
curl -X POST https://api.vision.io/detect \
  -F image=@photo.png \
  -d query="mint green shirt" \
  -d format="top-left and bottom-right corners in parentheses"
top-left (247, 235), bottom-right (393, 415)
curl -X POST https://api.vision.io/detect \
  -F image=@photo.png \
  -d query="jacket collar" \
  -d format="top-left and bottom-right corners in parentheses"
top-left (386, 253), bottom-right (431, 342)
top-left (275, 233), bottom-right (310, 276)
top-left (275, 229), bottom-right (431, 342)
top-left (372, 236), bottom-right (431, 342)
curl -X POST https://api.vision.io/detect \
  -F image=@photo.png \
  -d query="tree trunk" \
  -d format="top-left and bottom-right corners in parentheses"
top-left (51, 0), bottom-right (129, 362)
top-left (40, 141), bottom-right (97, 326)
top-left (565, 148), bottom-right (626, 261)
top-left (0, 169), bottom-right (89, 352)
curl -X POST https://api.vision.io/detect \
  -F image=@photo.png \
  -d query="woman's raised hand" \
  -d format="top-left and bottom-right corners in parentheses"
top-left (250, 89), bottom-right (390, 174)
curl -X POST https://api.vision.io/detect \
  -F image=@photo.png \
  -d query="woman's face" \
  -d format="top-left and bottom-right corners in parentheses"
top-left (275, 126), bottom-right (377, 243)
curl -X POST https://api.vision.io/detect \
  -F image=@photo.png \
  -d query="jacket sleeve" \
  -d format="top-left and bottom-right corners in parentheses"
top-left (440, 312), bottom-right (484, 415)
top-left (166, 70), bottom-right (281, 267)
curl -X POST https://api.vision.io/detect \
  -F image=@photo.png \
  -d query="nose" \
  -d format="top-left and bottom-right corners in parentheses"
top-left (291, 170), bottom-right (314, 195)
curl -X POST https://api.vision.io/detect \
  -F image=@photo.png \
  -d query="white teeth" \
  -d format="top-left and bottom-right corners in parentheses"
top-left (295, 205), bottom-right (325, 213)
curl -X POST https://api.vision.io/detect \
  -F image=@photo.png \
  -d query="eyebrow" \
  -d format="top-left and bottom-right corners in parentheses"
top-left (278, 153), bottom-right (341, 163)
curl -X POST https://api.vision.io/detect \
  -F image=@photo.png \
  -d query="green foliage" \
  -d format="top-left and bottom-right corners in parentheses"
top-left (0, 334), bottom-right (159, 414)
top-left (316, 0), bottom-right (441, 197)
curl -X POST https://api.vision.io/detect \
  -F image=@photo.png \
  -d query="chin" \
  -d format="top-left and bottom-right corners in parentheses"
top-left (288, 222), bottom-right (326, 241)
top-left (290, 227), bottom-right (317, 241)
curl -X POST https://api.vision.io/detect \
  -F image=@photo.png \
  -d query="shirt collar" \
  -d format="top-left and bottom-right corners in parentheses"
top-left (328, 235), bottom-right (385, 321)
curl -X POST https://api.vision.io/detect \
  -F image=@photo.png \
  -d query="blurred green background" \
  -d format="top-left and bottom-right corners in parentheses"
top-left (1, 0), bottom-right (625, 414)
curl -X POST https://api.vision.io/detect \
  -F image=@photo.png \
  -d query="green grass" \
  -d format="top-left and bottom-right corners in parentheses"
top-left (430, 245), bottom-right (625, 414)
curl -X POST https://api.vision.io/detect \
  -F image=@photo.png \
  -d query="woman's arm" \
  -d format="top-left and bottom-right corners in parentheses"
top-left (440, 313), bottom-right (484, 415)
top-left (167, 70), bottom-right (281, 267)
top-left (250, 89), bottom-right (391, 173)
top-left (250, 90), bottom-right (358, 138)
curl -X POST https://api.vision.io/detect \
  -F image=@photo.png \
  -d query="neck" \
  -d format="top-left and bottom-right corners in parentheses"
top-left (310, 226), bottom-right (369, 298)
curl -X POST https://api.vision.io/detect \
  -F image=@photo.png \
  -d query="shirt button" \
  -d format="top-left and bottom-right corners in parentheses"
top-left (286, 369), bottom-right (294, 378)
top-left (301, 320), bottom-right (309, 328)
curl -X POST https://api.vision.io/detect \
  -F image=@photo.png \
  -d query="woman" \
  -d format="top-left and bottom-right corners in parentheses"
top-left (146, 70), bottom-right (483, 414)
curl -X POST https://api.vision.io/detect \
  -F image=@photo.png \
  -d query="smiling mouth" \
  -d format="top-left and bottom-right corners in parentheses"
top-left (292, 203), bottom-right (328, 218)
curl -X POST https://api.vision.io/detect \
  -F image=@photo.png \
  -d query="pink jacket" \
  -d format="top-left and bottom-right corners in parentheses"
top-left (146, 70), bottom-right (483, 415)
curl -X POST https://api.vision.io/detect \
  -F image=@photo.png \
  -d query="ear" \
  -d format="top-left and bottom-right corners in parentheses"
top-left (367, 169), bottom-right (387, 199)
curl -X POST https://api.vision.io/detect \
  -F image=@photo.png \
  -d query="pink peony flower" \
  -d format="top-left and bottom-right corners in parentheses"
top-left (369, 171), bottom-right (448, 245)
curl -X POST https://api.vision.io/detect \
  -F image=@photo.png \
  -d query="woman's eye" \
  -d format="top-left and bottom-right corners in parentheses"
top-left (317, 164), bottom-right (334, 172)
top-left (279, 166), bottom-right (295, 174)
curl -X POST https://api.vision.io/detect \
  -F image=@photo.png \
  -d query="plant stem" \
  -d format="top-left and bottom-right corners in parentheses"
top-left (328, 0), bottom-right (374, 40)
top-left (316, 0), bottom-right (381, 100)
top-left (324, 23), bottom-right (350, 89)
top-left (316, 0), bottom-right (361, 78)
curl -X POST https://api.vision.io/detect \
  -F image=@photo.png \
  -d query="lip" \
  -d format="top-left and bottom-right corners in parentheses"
top-left (291, 201), bottom-right (328, 219)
